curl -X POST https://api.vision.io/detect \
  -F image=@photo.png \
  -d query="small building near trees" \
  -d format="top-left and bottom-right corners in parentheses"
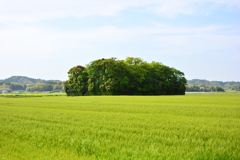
top-left (1, 90), bottom-right (8, 94)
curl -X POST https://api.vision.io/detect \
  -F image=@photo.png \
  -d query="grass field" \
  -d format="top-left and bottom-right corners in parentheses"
top-left (0, 93), bottom-right (66, 98)
top-left (0, 93), bottom-right (239, 159)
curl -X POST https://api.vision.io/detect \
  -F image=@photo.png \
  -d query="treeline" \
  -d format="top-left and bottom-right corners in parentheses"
top-left (185, 84), bottom-right (225, 92)
top-left (64, 57), bottom-right (187, 96)
top-left (0, 76), bottom-right (61, 84)
top-left (26, 83), bottom-right (63, 92)
top-left (0, 82), bottom-right (26, 92)
top-left (232, 86), bottom-right (240, 91)
top-left (0, 82), bottom-right (64, 93)
top-left (187, 79), bottom-right (240, 90)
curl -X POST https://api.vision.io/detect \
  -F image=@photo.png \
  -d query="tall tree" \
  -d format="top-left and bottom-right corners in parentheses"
top-left (65, 65), bottom-right (87, 96)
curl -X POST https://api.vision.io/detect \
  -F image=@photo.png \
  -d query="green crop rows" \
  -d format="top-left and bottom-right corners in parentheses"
top-left (0, 93), bottom-right (239, 159)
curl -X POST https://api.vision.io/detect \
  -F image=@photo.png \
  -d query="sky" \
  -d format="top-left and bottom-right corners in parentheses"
top-left (0, 0), bottom-right (240, 82)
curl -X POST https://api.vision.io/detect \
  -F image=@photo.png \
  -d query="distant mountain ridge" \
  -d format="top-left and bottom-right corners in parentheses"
top-left (0, 76), bottom-right (61, 84)
top-left (187, 79), bottom-right (240, 89)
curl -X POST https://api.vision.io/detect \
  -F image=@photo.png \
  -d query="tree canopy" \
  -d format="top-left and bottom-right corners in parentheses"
top-left (64, 57), bottom-right (187, 96)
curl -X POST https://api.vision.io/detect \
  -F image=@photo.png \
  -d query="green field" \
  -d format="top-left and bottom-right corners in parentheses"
top-left (0, 93), bottom-right (240, 160)
top-left (0, 93), bottom-right (66, 98)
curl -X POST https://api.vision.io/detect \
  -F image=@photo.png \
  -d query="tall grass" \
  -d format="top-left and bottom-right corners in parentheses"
top-left (0, 92), bottom-right (239, 159)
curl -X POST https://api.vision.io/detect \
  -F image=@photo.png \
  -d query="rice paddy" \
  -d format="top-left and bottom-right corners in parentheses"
top-left (0, 92), bottom-right (239, 159)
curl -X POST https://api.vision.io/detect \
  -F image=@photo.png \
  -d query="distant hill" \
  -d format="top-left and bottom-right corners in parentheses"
top-left (187, 79), bottom-right (240, 89)
top-left (0, 76), bottom-right (61, 84)
top-left (1, 76), bottom-right (239, 89)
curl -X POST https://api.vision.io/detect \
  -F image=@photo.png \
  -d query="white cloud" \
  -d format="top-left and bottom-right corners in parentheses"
top-left (0, 0), bottom-right (239, 23)
top-left (0, 25), bottom-right (141, 60)
top-left (1, 23), bottom-right (239, 61)
top-left (0, 0), bottom-right (141, 22)
top-left (0, 0), bottom-right (239, 59)
top-left (151, 34), bottom-right (240, 55)
top-left (147, 0), bottom-right (240, 16)
top-left (147, 24), bottom-right (240, 54)
top-left (0, 1), bottom-right (239, 81)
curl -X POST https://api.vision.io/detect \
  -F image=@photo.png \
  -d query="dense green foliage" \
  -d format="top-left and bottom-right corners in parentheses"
top-left (188, 79), bottom-right (240, 89)
top-left (65, 57), bottom-right (186, 96)
top-left (185, 84), bottom-right (225, 92)
top-left (0, 93), bottom-right (239, 159)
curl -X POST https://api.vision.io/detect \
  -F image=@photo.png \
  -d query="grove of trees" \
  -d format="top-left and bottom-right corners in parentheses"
top-left (64, 57), bottom-right (187, 96)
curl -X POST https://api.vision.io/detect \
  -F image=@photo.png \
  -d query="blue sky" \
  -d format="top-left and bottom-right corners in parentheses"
top-left (0, 0), bottom-right (239, 81)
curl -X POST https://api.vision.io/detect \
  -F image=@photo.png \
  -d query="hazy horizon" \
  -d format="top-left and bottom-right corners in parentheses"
top-left (1, 1), bottom-right (239, 81)
top-left (1, 75), bottom-right (239, 83)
